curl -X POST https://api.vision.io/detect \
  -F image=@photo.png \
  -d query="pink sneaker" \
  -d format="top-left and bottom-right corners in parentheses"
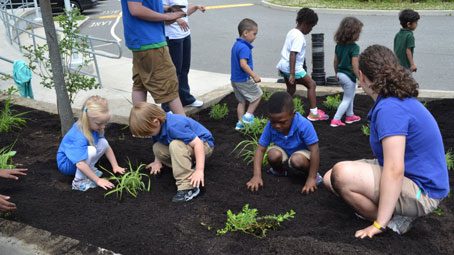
top-left (345, 115), bottom-right (361, 124)
top-left (330, 119), bottom-right (346, 127)
top-left (307, 109), bottom-right (329, 121)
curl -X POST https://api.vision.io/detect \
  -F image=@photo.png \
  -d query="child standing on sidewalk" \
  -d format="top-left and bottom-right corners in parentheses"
top-left (230, 18), bottom-right (263, 130)
top-left (394, 9), bottom-right (420, 72)
top-left (276, 8), bottom-right (328, 122)
top-left (129, 103), bottom-right (214, 202)
top-left (57, 96), bottom-right (125, 191)
top-left (330, 17), bottom-right (363, 127)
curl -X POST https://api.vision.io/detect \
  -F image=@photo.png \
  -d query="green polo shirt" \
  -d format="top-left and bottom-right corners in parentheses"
top-left (335, 43), bottom-right (360, 82)
top-left (394, 28), bottom-right (415, 69)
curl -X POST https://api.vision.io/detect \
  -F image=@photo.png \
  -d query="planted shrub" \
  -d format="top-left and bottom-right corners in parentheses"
top-left (241, 116), bottom-right (268, 139)
top-left (217, 204), bottom-right (295, 238)
top-left (233, 136), bottom-right (269, 166)
top-left (361, 124), bottom-right (370, 136)
top-left (209, 103), bottom-right (229, 120)
top-left (0, 144), bottom-right (16, 169)
top-left (323, 94), bottom-right (341, 110)
top-left (446, 150), bottom-right (454, 171)
top-left (293, 97), bottom-right (305, 115)
top-left (0, 87), bottom-right (27, 133)
top-left (103, 162), bottom-right (151, 200)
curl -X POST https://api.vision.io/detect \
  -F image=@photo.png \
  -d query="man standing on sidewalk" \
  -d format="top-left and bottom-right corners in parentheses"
top-left (121, 0), bottom-right (186, 115)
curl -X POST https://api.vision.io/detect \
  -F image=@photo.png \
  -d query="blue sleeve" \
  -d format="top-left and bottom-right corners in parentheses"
top-left (238, 45), bottom-right (250, 61)
top-left (258, 122), bottom-right (272, 148)
top-left (300, 120), bottom-right (318, 146)
top-left (167, 119), bottom-right (197, 144)
top-left (375, 103), bottom-right (409, 141)
top-left (62, 128), bottom-right (89, 164)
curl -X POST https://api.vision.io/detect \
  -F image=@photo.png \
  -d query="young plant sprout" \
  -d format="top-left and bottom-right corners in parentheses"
top-left (241, 116), bottom-right (268, 139)
top-left (0, 143), bottom-right (16, 169)
top-left (0, 87), bottom-right (27, 133)
top-left (446, 149), bottom-right (454, 171)
top-left (261, 88), bottom-right (272, 101)
top-left (322, 94), bottom-right (341, 110)
top-left (361, 124), bottom-right (370, 136)
top-left (103, 162), bottom-right (151, 200)
top-left (233, 136), bottom-right (268, 166)
top-left (217, 204), bottom-right (295, 238)
top-left (209, 103), bottom-right (229, 120)
top-left (292, 97), bottom-right (305, 115)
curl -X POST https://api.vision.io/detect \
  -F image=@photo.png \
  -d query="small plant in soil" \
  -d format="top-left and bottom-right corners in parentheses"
top-left (241, 116), bottom-right (268, 139)
top-left (322, 94), bottom-right (341, 110)
top-left (217, 204), bottom-right (295, 238)
top-left (446, 149), bottom-right (453, 171)
top-left (209, 103), bottom-right (229, 120)
top-left (233, 136), bottom-right (268, 166)
top-left (361, 124), bottom-right (370, 136)
top-left (261, 88), bottom-right (272, 101)
top-left (0, 143), bottom-right (17, 169)
top-left (433, 207), bottom-right (444, 217)
top-left (103, 162), bottom-right (151, 200)
top-left (0, 87), bottom-right (27, 133)
top-left (293, 97), bottom-right (305, 115)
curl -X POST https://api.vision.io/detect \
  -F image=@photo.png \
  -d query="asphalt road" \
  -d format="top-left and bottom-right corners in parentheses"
top-left (80, 0), bottom-right (454, 90)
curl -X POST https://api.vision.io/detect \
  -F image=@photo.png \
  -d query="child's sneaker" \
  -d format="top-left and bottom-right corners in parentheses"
top-left (94, 168), bottom-right (103, 177)
top-left (387, 215), bottom-right (415, 235)
top-left (266, 167), bottom-right (288, 177)
top-left (235, 121), bottom-right (245, 130)
top-left (72, 178), bottom-right (97, 191)
top-left (307, 109), bottom-right (329, 121)
top-left (330, 119), bottom-right (346, 127)
top-left (345, 115), bottom-right (361, 124)
top-left (172, 187), bottom-right (200, 203)
top-left (241, 114), bottom-right (255, 124)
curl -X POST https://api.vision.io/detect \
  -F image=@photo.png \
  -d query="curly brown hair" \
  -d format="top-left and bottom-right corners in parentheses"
top-left (334, 17), bottom-right (363, 44)
top-left (359, 45), bottom-right (419, 99)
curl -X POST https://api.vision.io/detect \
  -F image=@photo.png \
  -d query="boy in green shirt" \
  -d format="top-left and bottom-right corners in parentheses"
top-left (393, 9), bottom-right (420, 72)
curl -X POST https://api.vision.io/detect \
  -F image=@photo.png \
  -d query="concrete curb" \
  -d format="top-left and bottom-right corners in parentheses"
top-left (260, 0), bottom-right (454, 15)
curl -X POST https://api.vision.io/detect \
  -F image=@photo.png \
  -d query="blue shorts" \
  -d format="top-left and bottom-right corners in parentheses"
top-left (279, 70), bottom-right (307, 79)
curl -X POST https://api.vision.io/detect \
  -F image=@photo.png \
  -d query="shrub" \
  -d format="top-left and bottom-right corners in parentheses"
top-left (0, 87), bottom-right (27, 133)
top-left (217, 204), bottom-right (295, 238)
top-left (241, 116), bottom-right (268, 139)
top-left (293, 97), bottom-right (305, 115)
top-left (103, 162), bottom-right (151, 200)
top-left (209, 103), bottom-right (229, 120)
top-left (361, 124), bottom-right (370, 136)
top-left (0, 143), bottom-right (16, 169)
top-left (323, 94), bottom-right (341, 110)
top-left (446, 150), bottom-right (454, 171)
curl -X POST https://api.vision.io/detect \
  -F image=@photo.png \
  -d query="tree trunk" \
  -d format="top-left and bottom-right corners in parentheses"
top-left (40, 0), bottom-right (74, 135)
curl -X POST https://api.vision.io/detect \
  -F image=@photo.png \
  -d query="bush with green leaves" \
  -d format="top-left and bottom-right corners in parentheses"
top-left (322, 94), bottom-right (341, 110)
top-left (446, 149), bottom-right (454, 171)
top-left (293, 97), bottom-right (305, 115)
top-left (0, 144), bottom-right (16, 169)
top-left (209, 103), bottom-right (229, 120)
top-left (103, 162), bottom-right (151, 200)
top-left (0, 87), bottom-right (27, 133)
top-left (22, 8), bottom-right (98, 103)
top-left (217, 204), bottom-right (295, 238)
top-left (361, 124), bottom-right (370, 136)
top-left (241, 116), bottom-right (268, 139)
top-left (261, 89), bottom-right (272, 101)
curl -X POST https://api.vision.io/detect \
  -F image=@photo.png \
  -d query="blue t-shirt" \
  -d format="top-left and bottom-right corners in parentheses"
top-left (368, 96), bottom-right (449, 199)
top-left (56, 123), bottom-right (100, 175)
top-left (230, 38), bottom-right (254, 82)
top-left (121, 0), bottom-right (167, 50)
top-left (153, 113), bottom-right (215, 147)
top-left (258, 112), bottom-right (318, 156)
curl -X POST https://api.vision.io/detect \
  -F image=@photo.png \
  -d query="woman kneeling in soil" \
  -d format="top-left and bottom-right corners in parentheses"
top-left (323, 45), bottom-right (449, 238)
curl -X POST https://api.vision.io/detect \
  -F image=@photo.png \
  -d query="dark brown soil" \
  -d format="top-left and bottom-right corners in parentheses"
top-left (1, 94), bottom-right (453, 255)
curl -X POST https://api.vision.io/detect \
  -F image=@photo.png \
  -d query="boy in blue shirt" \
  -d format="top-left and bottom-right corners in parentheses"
top-left (230, 18), bottom-right (263, 130)
top-left (246, 92), bottom-right (322, 194)
top-left (129, 102), bottom-right (215, 202)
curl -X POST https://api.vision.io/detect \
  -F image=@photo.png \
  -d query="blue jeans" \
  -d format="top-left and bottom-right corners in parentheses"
top-left (333, 72), bottom-right (357, 120)
top-left (162, 35), bottom-right (196, 111)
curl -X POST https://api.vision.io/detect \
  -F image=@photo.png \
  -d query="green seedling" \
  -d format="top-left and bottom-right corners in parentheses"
top-left (233, 136), bottom-right (268, 166)
top-left (361, 124), bottom-right (370, 136)
top-left (261, 89), bottom-right (272, 101)
top-left (217, 204), bottom-right (295, 238)
top-left (293, 97), bottom-right (305, 115)
top-left (0, 87), bottom-right (27, 133)
top-left (209, 103), bottom-right (229, 120)
top-left (0, 144), bottom-right (16, 169)
top-left (433, 207), bottom-right (444, 217)
top-left (323, 94), bottom-right (341, 110)
top-left (446, 150), bottom-right (454, 171)
top-left (103, 162), bottom-right (151, 200)
top-left (241, 116), bottom-right (268, 139)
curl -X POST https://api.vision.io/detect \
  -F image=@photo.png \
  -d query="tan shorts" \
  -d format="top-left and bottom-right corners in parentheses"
top-left (268, 146), bottom-right (310, 169)
top-left (362, 159), bottom-right (440, 217)
top-left (132, 47), bottom-right (179, 104)
top-left (231, 79), bottom-right (263, 103)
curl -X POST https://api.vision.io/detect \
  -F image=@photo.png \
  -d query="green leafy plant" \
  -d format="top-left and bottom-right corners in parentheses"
top-left (293, 97), bottom-right (305, 115)
top-left (446, 149), bottom-right (454, 171)
top-left (261, 88), bottom-right (272, 101)
top-left (103, 162), bottom-right (151, 200)
top-left (233, 136), bottom-right (268, 166)
top-left (209, 103), bottom-right (229, 120)
top-left (0, 143), bottom-right (17, 169)
top-left (361, 124), bottom-right (370, 136)
top-left (241, 116), bottom-right (268, 139)
top-left (322, 94), bottom-right (341, 110)
top-left (0, 87), bottom-right (27, 133)
top-left (23, 8), bottom-right (98, 103)
top-left (217, 204), bottom-right (295, 238)
top-left (433, 207), bottom-right (444, 217)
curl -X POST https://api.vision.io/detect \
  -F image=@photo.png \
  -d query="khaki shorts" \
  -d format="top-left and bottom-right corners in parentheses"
top-left (362, 159), bottom-right (440, 217)
top-left (132, 47), bottom-right (179, 104)
top-left (231, 79), bottom-right (263, 103)
top-left (269, 146), bottom-right (310, 169)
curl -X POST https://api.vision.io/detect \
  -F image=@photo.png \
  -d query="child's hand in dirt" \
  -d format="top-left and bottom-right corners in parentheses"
top-left (112, 165), bottom-right (125, 175)
top-left (355, 224), bottom-right (383, 239)
top-left (246, 176), bottom-right (263, 191)
top-left (96, 178), bottom-right (115, 190)
top-left (301, 178), bottom-right (317, 194)
top-left (146, 161), bottom-right (162, 175)
top-left (189, 169), bottom-right (204, 188)
top-left (0, 168), bottom-right (27, 180)
top-left (0, 194), bottom-right (16, 212)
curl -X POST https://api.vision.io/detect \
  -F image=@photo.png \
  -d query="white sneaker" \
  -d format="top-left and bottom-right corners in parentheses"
top-left (188, 100), bottom-right (203, 107)
top-left (387, 215), bottom-right (415, 235)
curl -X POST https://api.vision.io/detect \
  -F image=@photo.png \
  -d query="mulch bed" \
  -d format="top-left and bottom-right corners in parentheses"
top-left (0, 93), bottom-right (453, 255)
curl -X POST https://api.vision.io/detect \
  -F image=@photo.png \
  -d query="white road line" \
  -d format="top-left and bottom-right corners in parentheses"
top-left (111, 12), bottom-right (122, 43)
